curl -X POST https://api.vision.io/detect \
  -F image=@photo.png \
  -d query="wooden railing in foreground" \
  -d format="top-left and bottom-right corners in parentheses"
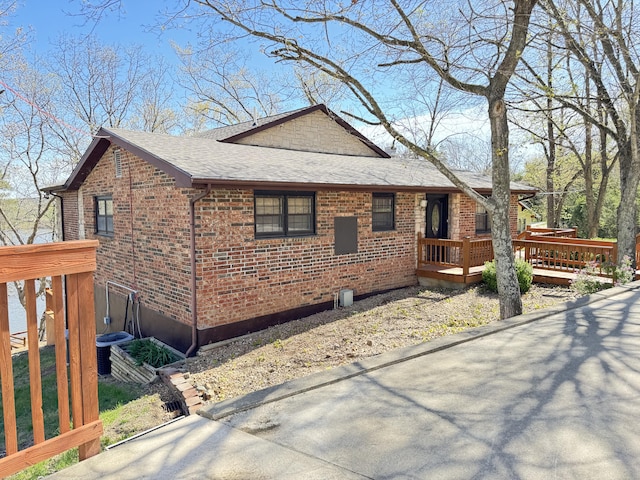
top-left (0, 241), bottom-right (102, 478)
top-left (417, 233), bottom-right (493, 276)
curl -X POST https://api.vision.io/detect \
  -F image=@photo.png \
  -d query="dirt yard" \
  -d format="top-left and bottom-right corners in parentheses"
top-left (102, 283), bottom-right (578, 448)
top-left (185, 284), bottom-right (579, 404)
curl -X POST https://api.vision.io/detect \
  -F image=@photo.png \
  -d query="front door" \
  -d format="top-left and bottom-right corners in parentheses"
top-left (426, 194), bottom-right (448, 239)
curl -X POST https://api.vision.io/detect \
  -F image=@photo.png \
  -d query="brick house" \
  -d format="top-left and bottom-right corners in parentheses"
top-left (46, 105), bottom-right (535, 354)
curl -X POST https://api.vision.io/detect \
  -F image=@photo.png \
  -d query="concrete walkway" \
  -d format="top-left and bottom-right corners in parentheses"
top-left (48, 284), bottom-right (640, 479)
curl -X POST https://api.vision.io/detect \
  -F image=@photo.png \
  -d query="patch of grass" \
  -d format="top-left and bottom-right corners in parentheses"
top-left (1, 346), bottom-right (150, 479)
top-left (9, 448), bottom-right (78, 480)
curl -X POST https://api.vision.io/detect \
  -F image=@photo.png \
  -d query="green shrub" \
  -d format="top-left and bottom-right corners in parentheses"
top-left (482, 259), bottom-right (533, 294)
top-left (482, 260), bottom-right (498, 292)
top-left (515, 259), bottom-right (533, 294)
top-left (125, 339), bottom-right (178, 368)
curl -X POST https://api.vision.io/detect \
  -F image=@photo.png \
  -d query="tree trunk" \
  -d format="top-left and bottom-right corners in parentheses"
top-left (619, 130), bottom-right (640, 266)
top-left (488, 96), bottom-right (523, 319)
top-left (546, 33), bottom-right (558, 228)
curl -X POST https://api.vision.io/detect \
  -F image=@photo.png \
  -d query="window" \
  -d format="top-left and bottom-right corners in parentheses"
top-left (255, 191), bottom-right (315, 238)
top-left (476, 202), bottom-right (491, 234)
top-left (95, 196), bottom-right (114, 236)
top-left (372, 193), bottom-right (395, 231)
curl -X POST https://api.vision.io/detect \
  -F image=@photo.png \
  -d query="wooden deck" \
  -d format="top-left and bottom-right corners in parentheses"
top-left (416, 228), bottom-right (625, 287)
top-left (416, 263), bottom-right (603, 287)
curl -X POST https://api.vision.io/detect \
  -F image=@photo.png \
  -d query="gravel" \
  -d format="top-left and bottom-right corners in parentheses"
top-left (186, 284), bottom-right (579, 404)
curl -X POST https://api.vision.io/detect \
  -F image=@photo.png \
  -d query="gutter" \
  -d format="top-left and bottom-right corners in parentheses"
top-left (186, 184), bottom-right (212, 357)
top-left (48, 192), bottom-right (66, 241)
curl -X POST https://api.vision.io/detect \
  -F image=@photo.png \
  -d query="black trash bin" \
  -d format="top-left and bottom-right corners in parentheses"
top-left (96, 331), bottom-right (134, 375)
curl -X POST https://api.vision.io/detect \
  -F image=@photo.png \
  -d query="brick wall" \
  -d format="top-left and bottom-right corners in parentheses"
top-left (236, 110), bottom-right (379, 157)
top-left (60, 191), bottom-right (79, 240)
top-left (194, 189), bottom-right (419, 328)
top-left (72, 145), bottom-right (419, 333)
top-left (78, 146), bottom-right (193, 326)
top-left (449, 193), bottom-right (520, 240)
top-left (67, 143), bottom-right (522, 341)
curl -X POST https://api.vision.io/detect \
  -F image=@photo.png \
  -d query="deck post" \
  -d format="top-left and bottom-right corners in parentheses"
top-left (417, 231), bottom-right (423, 269)
top-left (462, 237), bottom-right (471, 277)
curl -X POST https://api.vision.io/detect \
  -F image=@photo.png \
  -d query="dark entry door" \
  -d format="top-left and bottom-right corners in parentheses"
top-left (426, 194), bottom-right (448, 239)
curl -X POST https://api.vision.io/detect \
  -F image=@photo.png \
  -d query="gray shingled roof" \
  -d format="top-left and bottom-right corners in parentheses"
top-left (193, 108), bottom-right (309, 141)
top-left (103, 127), bottom-right (534, 193)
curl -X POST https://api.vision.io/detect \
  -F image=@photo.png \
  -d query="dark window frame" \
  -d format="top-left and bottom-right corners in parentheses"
top-left (95, 195), bottom-right (114, 236)
top-left (475, 201), bottom-right (491, 234)
top-left (372, 193), bottom-right (395, 231)
top-left (254, 191), bottom-right (316, 238)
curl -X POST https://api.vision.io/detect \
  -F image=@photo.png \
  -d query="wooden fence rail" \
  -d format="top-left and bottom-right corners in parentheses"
top-left (0, 241), bottom-right (101, 478)
top-left (513, 238), bottom-right (617, 275)
top-left (417, 234), bottom-right (494, 276)
top-left (418, 234), bottom-right (620, 279)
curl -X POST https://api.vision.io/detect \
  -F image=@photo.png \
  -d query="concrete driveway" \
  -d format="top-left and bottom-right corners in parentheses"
top-left (48, 284), bottom-right (640, 479)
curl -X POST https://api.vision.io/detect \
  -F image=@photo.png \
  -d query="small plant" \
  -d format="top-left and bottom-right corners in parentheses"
top-left (482, 259), bottom-right (533, 294)
top-left (126, 339), bottom-right (178, 368)
top-left (612, 255), bottom-right (634, 286)
top-left (570, 261), bottom-right (607, 295)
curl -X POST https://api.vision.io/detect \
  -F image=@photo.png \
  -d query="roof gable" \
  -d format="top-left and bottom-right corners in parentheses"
top-left (195, 104), bottom-right (388, 158)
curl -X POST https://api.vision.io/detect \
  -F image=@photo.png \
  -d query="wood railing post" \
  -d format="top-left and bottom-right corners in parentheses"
top-left (417, 231), bottom-right (423, 268)
top-left (462, 237), bottom-right (471, 277)
top-left (0, 282), bottom-right (18, 456)
top-left (77, 271), bottom-right (101, 460)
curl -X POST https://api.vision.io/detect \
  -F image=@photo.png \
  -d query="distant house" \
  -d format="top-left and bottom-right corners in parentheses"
top-left (517, 201), bottom-right (541, 233)
top-left (45, 105), bottom-right (536, 353)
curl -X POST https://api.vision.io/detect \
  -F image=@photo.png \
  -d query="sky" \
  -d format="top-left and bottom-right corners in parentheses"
top-left (13, 1), bottom-right (188, 59)
top-left (9, 1), bottom-right (531, 161)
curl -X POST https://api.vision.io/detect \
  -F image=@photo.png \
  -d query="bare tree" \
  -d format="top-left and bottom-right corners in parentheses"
top-left (176, 41), bottom-right (351, 127)
top-left (439, 135), bottom-right (492, 174)
top-left (129, 55), bottom-right (181, 133)
top-left (175, 0), bottom-right (536, 319)
top-left (176, 42), bottom-right (287, 125)
top-left (46, 34), bottom-right (182, 161)
top-left (513, 10), bottom-right (617, 236)
top-left (0, 60), bottom-right (63, 306)
top-left (540, 0), bottom-right (640, 263)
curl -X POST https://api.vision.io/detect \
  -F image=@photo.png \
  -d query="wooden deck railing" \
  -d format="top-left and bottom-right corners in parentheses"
top-left (417, 233), bottom-right (493, 276)
top-left (517, 226), bottom-right (578, 239)
top-left (419, 233), bottom-right (619, 279)
top-left (0, 241), bottom-right (102, 478)
top-left (513, 237), bottom-right (617, 275)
